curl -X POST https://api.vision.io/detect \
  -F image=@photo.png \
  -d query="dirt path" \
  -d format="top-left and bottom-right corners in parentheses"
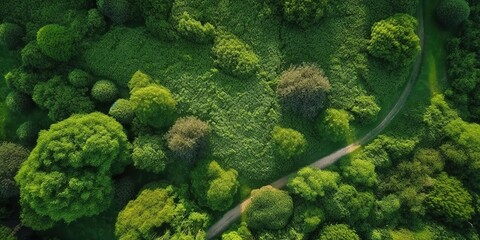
top-left (206, 2), bottom-right (426, 238)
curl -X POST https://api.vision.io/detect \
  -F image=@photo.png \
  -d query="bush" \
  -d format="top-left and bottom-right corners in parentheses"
top-left (15, 113), bottom-right (131, 229)
top-left (68, 69), bottom-right (94, 88)
top-left (277, 64), bottom-right (331, 119)
top-left (166, 116), bottom-right (210, 162)
top-left (0, 142), bottom-right (29, 200)
top-left (212, 33), bottom-right (260, 78)
top-left (130, 84), bottom-right (177, 128)
top-left (36, 24), bottom-right (76, 62)
top-left (319, 224), bottom-right (360, 240)
top-left (351, 95), bottom-right (380, 123)
top-left (0, 23), bottom-right (24, 49)
top-left (282, 0), bottom-right (328, 28)
top-left (368, 14), bottom-right (421, 68)
top-left (177, 11), bottom-right (215, 43)
top-left (97, 0), bottom-right (131, 24)
top-left (4, 68), bottom-right (46, 95)
top-left (246, 186), bottom-right (293, 230)
top-left (128, 70), bottom-right (154, 92)
top-left (5, 91), bottom-right (31, 113)
top-left (132, 135), bottom-right (167, 174)
top-left (341, 159), bottom-right (378, 188)
top-left (85, 9), bottom-right (107, 36)
top-left (16, 121), bottom-right (39, 144)
top-left (436, 0), bottom-right (470, 28)
top-left (91, 80), bottom-right (119, 102)
top-left (316, 108), bottom-right (353, 143)
top-left (287, 167), bottom-right (339, 201)
top-left (109, 99), bottom-right (135, 124)
top-left (272, 126), bottom-right (307, 159)
top-left (21, 41), bottom-right (56, 69)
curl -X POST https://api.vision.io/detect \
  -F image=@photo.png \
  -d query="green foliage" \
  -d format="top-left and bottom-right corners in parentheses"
top-left (0, 225), bottom-right (16, 240)
top-left (282, 0), bottom-right (328, 28)
top-left (4, 67), bottom-right (47, 95)
top-left (358, 135), bottom-right (417, 168)
top-left (426, 173), bottom-right (474, 222)
top-left (287, 167), bottom-right (339, 201)
top-left (436, 0), bottom-right (470, 28)
top-left (91, 80), bottom-right (119, 102)
top-left (191, 160), bottom-right (239, 211)
top-left (0, 142), bottom-right (29, 200)
top-left (33, 76), bottom-right (95, 121)
top-left (166, 116), bottom-right (210, 162)
top-left (132, 135), bottom-right (167, 174)
top-left (5, 91), bottom-right (31, 113)
top-left (128, 70), bottom-right (154, 92)
top-left (137, 0), bottom-right (176, 41)
top-left (130, 84), bottom-right (177, 129)
top-left (21, 41), bottom-right (56, 69)
top-left (316, 108), bottom-right (353, 143)
top-left (373, 194), bottom-right (401, 225)
top-left (16, 121), bottom-right (39, 144)
top-left (389, 0), bottom-right (418, 14)
top-left (15, 113), bottom-right (131, 229)
top-left (68, 69), bottom-right (94, 88)
top-left (272, 126), bottom-right (307, 159)
top-left (258, 227), bottom-right (304, 240)
top-left (341, 158), bottom-right (378, 188)
top-left (0, 23), bottom-right (24, 49)
top-left (291, 202), bottom-right (323, 233)
top-left (177, 11), bottom-right (215, 43)
top-left (109, 99), bottom-right (135, 125)
top-left (115, 185), bottom-right (210, 240)
top-left (84, 9), bottom-right (107, 37)
top-left (212, 33), bottom-right (260, 78)
top-left (277, 64), bottom-right (331, 119)
top-left (368, 14), bottom-right (421, 68)
top-left (423, 95), bottom-right (459, 141)
top-left (446, 40), bottom-right (480, 92)
top-left (323, 184), bottom-right (374, 224)
top-left (97, 0), bottom-right (131, 24)
top-left (246, 186), bottom-right (293, 230)
top-left (36, 24), bottom-right (75, 62)
top-left (351, 95), bottom-right (380, 123)
top-left (319, 224), bottom-right (360, 240)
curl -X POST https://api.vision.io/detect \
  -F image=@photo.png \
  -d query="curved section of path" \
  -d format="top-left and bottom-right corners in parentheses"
top-left (207, 3), bottom-right (426, 239)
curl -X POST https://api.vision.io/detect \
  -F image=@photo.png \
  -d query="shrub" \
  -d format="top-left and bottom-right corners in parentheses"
top-left (0, 142), bottom-right (29, 200)
top-left (36, 24), bottom-right (76, 62)
top-left (132, 135), bottom-right (167, 174)
top-left (283, 0), bottom-right (328, 28)
top-left (130, 85), bottom-right (177, 128)
top-left (128, 70), bottom-right (154, 93)
top-left (277, 64), bottom-right (331, 119)
top-left (91, 80), bottom-right (119, 102)
top-left (341, 159), bottom-right (378, 187)
top-left (287, 167), bottom-right (339, 201)
top-left (272, 126), bottom-right (307, 159)
top-left (319, 224), bottom-right (360, 240)
top-left (316, 108), bottom-right (353, 143)
top-left (351, 95), bottom-right (380, 123)
top-left (109, 99), bottom-right (135, 124)
top-left (368, 14), bottom-right (421, 68)
top-left (436, 0), bottom-right (470, 28)
top-left (4, 68), bottom-right (46, 95)
top-left (212, 33), bottom-right (260, 78)
top-left (85, 8), bottom-right (107, 36)
top-left (246, 186), bottom-right (293, 230)
top-left (0, 23), bottom-right (24, 49)
top-left (15, 113), bottom-right (131, 229)
top-left (97, 0), bottom-right (131, 24)
top-left (68, 69), bottom-right (94, 88)
top-left (16, 121), bottom-right (39, 144)
top-left (5, 91), bottom-right (31, 113)
top-left (323, 185), bottom-right (375, 224)
top-left (166, 116), bottom-right (210, 162)
top-left (177, 12), bottom-right (215, 43)
top-left (21, 41), bottom-right (56, 69)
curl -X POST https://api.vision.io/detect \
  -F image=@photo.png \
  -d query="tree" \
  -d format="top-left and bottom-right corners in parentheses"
top-left (246, 186), bottom-right (293, 230)
top-left (318, 224), bottom-right (360, 240)
top-left (16, 121), bottom-right (39, 144)
top-left (287, 167), bottom-right (339, 201)
top-left (323, 184), bottom-right (375, 224)
top-left (15, 113), bottom-right (131, 230)
top-left (291, 201), bottom-right (324, 233)
top-left (212, 33), bottom-right (260, 78)
top-left (316, 108), bottom-right (353, 142)
top-left (0, 225), bottom-right (16, 240)
top-left (191, 160), bottom-right (239, 211)
top-left (0, 23), bottom-right (24, 49)
top-left (342, 158), bottom-right (378, 188)
top-left (109, 99), bottom-right (135, 125)
top-left (413, 148), bottom-right (444, 175)
top-left (116, 185), bottom-right (210, 240)
top-left (132, 135), bottom-right (167, 174)
top-left (166, 116), bottom-right (210, 162)
top-left (368, 14), bottom-right (421, 68)
top-left (4, 67), bottom-right (47, 95)
top-left (5, 91), bottom-right (31, 113)
top-left (272, 126), bottom-right (307, 159)
top-left (128, 70), bottom-right (154, 92)
top-left (425, 173), bottom-right (474, 222)
top-left (21, 41), bottom-right (55, 69)
top-left (373, 194), bottom-right (401, 226)
top-left (282, 0), bottom-right (328, 28)
top-left (130, 85), bottom-right (176, 128)
top-left (277, 64), bottom-right (331, 119)
top-left (436, 0), bottom-right (470, 28)
top-left (68, 69), bottom-right (94, 88)
top-left (33, 76), bottom-right (95, 121)
top-left (176, 11), bottom-right (215, 43)
top-left (97, 0), bottom-right (131, 24)
top-left (0, 142), bottom-right (29, 200)
top-left (91, 80), bottom-right (119, 102)
top-left (36, 24), bottom-right (76, 62)
top-left (351, 95), bottom-right (380, 123)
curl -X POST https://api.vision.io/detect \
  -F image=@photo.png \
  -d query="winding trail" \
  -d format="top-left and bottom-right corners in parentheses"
top-left (207, 2), bottom-right (426, 239)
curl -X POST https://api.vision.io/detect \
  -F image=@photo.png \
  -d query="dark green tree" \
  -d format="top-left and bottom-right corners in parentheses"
top-left (68, 69), bottom-right (94, 88)
top-left (97, 0), bottom-right (131, 24)
top-left (21, 41), bottom-right (55, 69)
top-left (282, 0), bottom-right (328, 28)
top-left (36, 24), bottom-right (76, 62)
top-left (109, 99), bottom-right (135, 125)
top-left (91, 80), bottom-right (119, 103)
top-left (436, 0), bottom-right (470, 28)
top-left (0, 142), bottom-right (29, 200)
top-left (130, 85), bottom-right (176, 128)
top-left (0, 23), bottom-right (24, 49)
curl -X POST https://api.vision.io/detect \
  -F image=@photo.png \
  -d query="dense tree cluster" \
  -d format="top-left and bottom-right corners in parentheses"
top-left (277, 64), bottom-right (331, 119)
top-left (287, 167), bottom-right (339, 201)
top-left (15, 113), bottom-right (131, 230)
top-left (166, 116), bottom-right (210, 162)
top-left (5, 91), bottom-right (31, 113)
top-left (16, 121), bottom-right (39, 144)
top-left (319, 224), bottom-right (360, 240)
top-left (0, 23), bottom-right (24, 49)
top-left (0, 143), bottom-right (29, 200)
top-left (246, 186), bottom-right (293, 230)
top-left (282, 0), bottom-right (329, 28)
top-left (97, 0), bottom-right (131, 24)
top-left (109, 99), bottom-right (135, 125)
top-left (436, 0), bottom-right (470, 28)
top-left (132, 135), bottom-right (167, 174)
top-left (21, 41), bottom-right (55, 69)
top-left (271, 126), bottom-right (307, 159)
